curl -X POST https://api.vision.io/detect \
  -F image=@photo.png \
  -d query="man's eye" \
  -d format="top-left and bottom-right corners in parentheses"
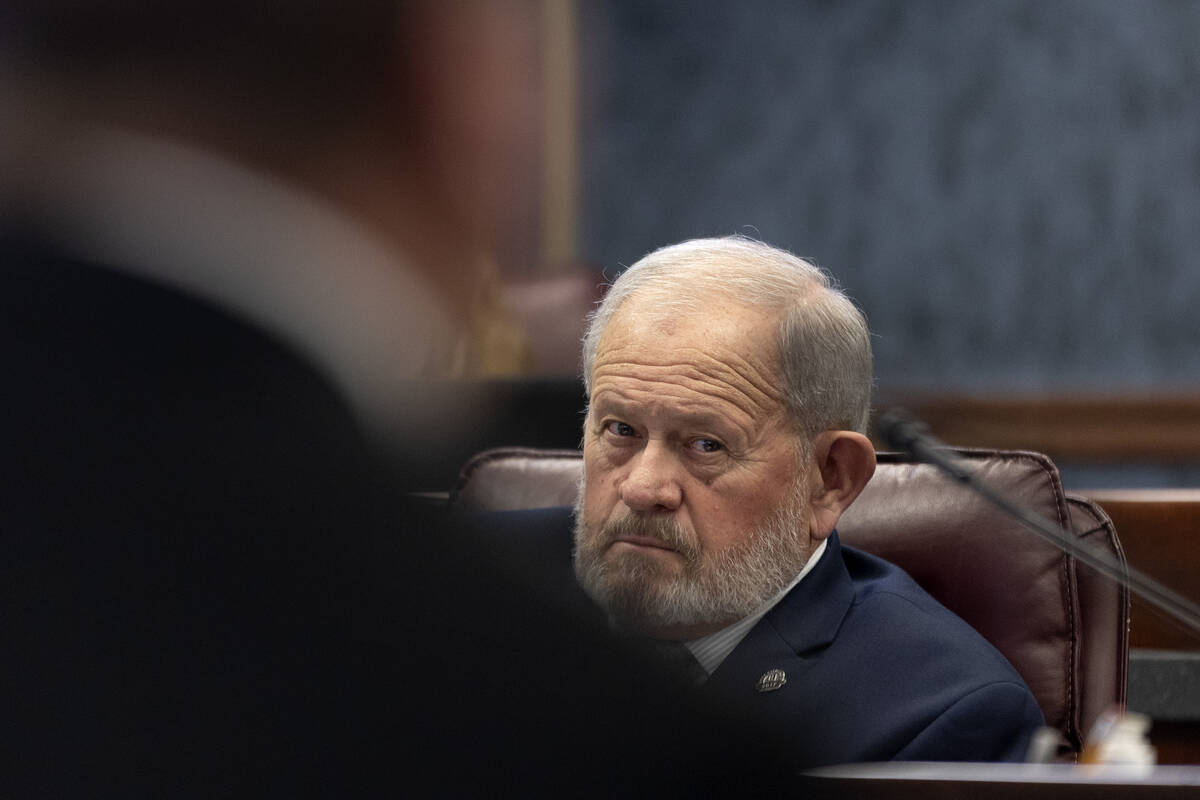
top-left (605, 421), bottom-right (637, 437)
top-left (691, 438), bottom-right (724, 454)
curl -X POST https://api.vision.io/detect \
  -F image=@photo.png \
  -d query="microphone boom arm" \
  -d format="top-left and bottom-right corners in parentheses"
top-left (877, 409), bottom-right (1200, 641)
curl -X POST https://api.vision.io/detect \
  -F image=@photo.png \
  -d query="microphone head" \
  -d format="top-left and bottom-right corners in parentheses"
top-left (873, 408), bottom-right (930, 453)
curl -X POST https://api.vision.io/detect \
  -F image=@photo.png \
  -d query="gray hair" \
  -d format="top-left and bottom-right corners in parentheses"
top-left (581, 236), bottom-right (873, 438)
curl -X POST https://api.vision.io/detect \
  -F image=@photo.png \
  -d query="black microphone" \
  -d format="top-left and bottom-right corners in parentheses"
top-left (875, 408), bottom-right (973, 483)
top-left (874, 407), bottom-right (1200, 640)
top-left (874, 407), bottom-right (931, 452)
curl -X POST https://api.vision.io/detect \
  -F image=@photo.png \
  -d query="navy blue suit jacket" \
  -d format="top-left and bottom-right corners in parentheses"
top-left (484, 506), bottom-right (1045, 768)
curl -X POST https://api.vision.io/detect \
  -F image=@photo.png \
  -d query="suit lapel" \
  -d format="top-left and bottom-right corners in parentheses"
top-left (703, 532), bottom-right (855, 706)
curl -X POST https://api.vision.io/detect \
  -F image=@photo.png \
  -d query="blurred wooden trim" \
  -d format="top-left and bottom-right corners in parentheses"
top-left (1079, 489), bottom-right (1200, 651)
top-left (540, 0), bottom-right (578, 271)
top-left (1084, 489), bottom-right (1200, 503)
top-left (875, 391), bottom-right (1200, 462)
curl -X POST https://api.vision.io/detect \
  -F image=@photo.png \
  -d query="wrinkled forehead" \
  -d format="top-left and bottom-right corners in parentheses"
top-left (590, 293), bottom-right (788, 421)
top-left (600, 284), bottom-right (785, 359)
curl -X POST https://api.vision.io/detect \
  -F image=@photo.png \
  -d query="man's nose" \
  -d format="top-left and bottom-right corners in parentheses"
top-left (619, 441), bottom-right (683, 512)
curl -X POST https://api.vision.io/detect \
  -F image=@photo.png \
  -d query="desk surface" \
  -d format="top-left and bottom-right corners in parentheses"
top-left (803, 762), bottom-right (1200, 798)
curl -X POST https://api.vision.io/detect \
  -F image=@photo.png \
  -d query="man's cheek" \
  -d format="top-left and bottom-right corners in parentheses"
top-left (583, 485), bottom-right (616, 527)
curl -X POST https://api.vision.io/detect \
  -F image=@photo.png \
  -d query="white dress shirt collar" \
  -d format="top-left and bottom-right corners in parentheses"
top-left (684, 538), bottom-right (829, 676)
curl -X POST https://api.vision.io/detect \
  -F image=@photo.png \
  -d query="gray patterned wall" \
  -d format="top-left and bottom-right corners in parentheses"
top-left (579, 0), bottom-right (1200, 393)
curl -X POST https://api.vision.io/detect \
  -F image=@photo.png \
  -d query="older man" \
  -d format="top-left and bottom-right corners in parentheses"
top-left (567, 236), bottom-right (1044, 766)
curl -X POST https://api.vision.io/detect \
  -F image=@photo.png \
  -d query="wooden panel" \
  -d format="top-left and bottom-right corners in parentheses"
top-left (1148, 721), bottom-right (1200, 766)
top-left (877, 392), bottom-right (1200, 463)
top-left (1081, 490), bottom-right (1200, 651)
top-left (1077, 489), bottom-right (1200, 763)
top-left (540, 0), bottom-right (578, 271)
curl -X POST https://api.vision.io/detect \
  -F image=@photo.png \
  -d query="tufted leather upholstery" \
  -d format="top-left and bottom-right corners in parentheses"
top-left (451, 446), bottom-right (1130, 759)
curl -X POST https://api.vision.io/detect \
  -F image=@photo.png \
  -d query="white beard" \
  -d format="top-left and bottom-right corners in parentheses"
top-left (572, 480), bottom-right (813, 635)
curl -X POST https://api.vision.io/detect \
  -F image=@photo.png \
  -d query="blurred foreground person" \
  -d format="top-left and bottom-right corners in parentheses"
top-left (0, 3), bottom-right (783, 794)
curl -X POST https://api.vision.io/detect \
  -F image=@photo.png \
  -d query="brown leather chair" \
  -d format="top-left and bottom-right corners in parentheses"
top-left (452, 446), bottom-right (1131, 760)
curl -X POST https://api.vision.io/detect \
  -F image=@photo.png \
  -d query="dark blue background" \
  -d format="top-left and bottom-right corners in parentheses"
top-left (579, 0), bottom-right (1200, 397)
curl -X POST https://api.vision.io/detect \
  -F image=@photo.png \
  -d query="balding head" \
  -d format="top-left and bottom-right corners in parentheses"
top-left (582, 236), bottom-right (874, 441)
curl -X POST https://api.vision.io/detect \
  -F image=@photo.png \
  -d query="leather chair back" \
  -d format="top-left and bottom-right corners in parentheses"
top-left (452, 447), bottom-right (1130, 759)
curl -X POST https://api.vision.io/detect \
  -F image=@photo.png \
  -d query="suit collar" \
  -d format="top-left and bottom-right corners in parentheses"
top-left (704, 531), bottom-right (854, 696)
top-left (759, 530), bottom-right (854, 654)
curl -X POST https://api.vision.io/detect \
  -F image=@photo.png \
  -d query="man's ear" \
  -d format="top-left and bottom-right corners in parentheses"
top-left (808, 431), bottom-right (876, 540)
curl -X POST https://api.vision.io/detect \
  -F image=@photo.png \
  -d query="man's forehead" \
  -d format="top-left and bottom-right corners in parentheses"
top-left (600, 291), bottom-right (781, 360)
top-left (591, 296), bottom-right (787, 420)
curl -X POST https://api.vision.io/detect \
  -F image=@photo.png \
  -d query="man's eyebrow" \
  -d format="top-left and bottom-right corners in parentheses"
top-left (588, 394), bottom-right (633, 419)
top-left (676, 412), bottom-right (739, 435)
top-left (591, 393), bottom-right (737, 434)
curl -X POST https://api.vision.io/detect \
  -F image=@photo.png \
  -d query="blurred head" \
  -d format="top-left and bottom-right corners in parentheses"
top-left (573, 237), bottom-right (876, 639)
top-left (0, 0), bottom-right (541, 306)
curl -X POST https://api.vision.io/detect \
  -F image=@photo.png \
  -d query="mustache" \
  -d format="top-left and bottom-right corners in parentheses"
top-left (598, 513), bottom-right (699, 561)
